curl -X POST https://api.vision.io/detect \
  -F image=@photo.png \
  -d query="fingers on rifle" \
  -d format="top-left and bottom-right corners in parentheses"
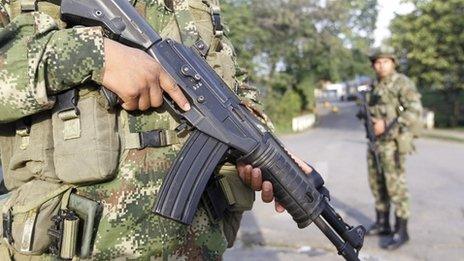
top-left (237, 163), bottom-right (246, 182)
top-left (138, 88), bottom-right (150, 111)
top-left (287, 150), bottom-right (313, 174)
top-left (121, 96), bottom-right (138, 111)
top-left (149, 83), bottom-right (163, 108)
top-left (251, 168), bottom-right (262, 191)
top-left (261, 181), bottom-right (274, 203)
top-left (159, 69), bottom-right (190, 111)
top-left (244, 165), bottom-right (252, 186)
top-left (275, 201), bottom-right (286, 213)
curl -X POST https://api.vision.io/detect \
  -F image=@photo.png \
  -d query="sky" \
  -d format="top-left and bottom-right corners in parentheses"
top-left (374, 0), bottom-right (416, 47)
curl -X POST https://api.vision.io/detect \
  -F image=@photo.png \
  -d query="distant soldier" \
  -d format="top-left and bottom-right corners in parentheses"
top-left (364, 47), bottom-right (422, 250)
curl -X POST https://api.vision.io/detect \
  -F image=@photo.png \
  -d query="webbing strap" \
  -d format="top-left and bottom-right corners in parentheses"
top-left (19, 0), bottom-right (37, 11)
top-left (60, 187), bottom-right (75, 210)
top-left (56, 89), bottom-right (81, 140)
top-left (124, 129), bottom-right (179, 149)
top-left (15, 121), bottom-right (30, 150)
top-left (209, 4), bottom-right (223, 51)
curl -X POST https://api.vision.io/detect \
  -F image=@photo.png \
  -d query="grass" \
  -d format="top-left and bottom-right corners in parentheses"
top-left (421, 130), bottom-right (464, 143)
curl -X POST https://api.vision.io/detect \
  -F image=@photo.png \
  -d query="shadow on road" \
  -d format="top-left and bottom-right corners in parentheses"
top-left (330, 196), bottom-right (372, 226)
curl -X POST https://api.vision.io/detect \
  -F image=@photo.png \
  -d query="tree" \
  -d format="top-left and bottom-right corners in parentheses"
top-left (390, 0), bottom-right (464, 126)
top-left (222, 0), bottom-right (378, 129)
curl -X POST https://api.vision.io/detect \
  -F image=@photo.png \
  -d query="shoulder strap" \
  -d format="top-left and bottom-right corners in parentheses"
top-left (172, 0), bottom-right (215, 56)
top-left (172, 1), bottom-right (201, 46)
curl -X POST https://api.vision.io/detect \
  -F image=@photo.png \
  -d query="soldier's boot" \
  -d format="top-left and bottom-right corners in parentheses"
top-left (383, 216), bottom-right (409, 250)
top-left (366, 210), bottom-right (391, 236)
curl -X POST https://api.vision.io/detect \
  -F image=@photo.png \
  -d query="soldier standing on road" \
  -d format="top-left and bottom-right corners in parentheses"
top-left (0, 0), bottom-right (310, 259)
top-left (364, 47), bottom-right (423, 250)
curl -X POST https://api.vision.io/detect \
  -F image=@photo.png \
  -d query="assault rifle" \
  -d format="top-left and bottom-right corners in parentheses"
top-left (357, 91), bottom-right (399, 174)
top-left (60, 1), bottom-right (365, 260)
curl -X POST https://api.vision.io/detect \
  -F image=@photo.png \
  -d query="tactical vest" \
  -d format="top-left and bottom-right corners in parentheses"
top-left (0, 0), bottom-right (251, 258)
top-left (368, 72), bottom-right (421, 153)
top-left (0, 0), bottom-right (235, 188)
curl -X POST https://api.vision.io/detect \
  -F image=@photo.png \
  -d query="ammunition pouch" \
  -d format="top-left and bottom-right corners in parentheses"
top-left (208, 163), bottom-right (254, 247)
top-left (217, 163), bottom-right (254, 212)
top-left (0, 88), bottom-right (120, 187)
top-left (0, 181), bottom-right (101, 259)
top-left (0, 180), bottom-right (70, 255)
top-left (52, 88), bottom-right (120, 184)
top-left (0, 111), bottom-right (58, 191)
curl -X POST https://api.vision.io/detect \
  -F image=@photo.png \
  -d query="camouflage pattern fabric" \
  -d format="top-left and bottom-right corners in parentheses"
top-left (77, 146), bottom-right (227, 260)
top-left (0, 7), bottom-right (105, 123)
top-left (368, 72), bottom-right (423, 136)
top-left (367, 141), bottom-right (409, 218)
top-left (367, 72), bottom-right (422, 219)
top-left (0, 0), bottom-right (260, 259)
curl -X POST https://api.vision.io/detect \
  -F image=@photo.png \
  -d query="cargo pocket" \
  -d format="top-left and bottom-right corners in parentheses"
top-left (3, 111), bottom-right (58, 191)
top-left (0, 180), bottom-right (71, 255)
top-left (52, 89), bottom-right (120, 184)
top-left (396, 131), bottom-right (414, 154)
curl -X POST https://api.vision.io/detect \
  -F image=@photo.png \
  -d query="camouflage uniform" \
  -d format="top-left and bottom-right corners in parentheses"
top-left (0, 0), bottom-right (263, 259)
top-left (367, 72), bottom-right (422, 219)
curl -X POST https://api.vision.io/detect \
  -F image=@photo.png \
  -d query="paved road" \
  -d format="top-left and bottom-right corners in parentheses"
top-left (225, 101), bottom-right (464, 261)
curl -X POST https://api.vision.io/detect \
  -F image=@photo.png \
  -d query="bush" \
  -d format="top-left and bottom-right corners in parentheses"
top-left (421, 89), bottom-right (464, 127)
top-left (264, 90), bottom-right (302, 133)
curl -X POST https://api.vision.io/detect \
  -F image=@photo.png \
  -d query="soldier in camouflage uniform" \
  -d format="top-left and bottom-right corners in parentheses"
top-left (0, 0), bottom-right (311, 259)
top-left (365, 47), bottom-right (423, 250)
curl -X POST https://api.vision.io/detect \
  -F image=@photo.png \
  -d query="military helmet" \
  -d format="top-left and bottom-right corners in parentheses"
top-left (369, 46), bottom-right (398, 64)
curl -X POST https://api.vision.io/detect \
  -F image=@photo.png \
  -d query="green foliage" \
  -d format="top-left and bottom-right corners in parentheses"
top-left (222, 0), bottom-right (378, 129)
top-left (265, 89), bottom-right (302, 132)
top-left (391, 0), bottom-right (463, 91)
top-left (295, 75), bottom-right (317, 112)
top-left (391, 0), bottom-right (464, 126)
top-left (421, 89), bottom-right (464, 127)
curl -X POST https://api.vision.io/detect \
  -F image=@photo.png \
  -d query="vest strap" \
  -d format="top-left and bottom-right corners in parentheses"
top-left (56, 90), bottom-right (81, 140)
top-left (124, 129), bottom-right (179, 149)
top-left (19, 0), bottom-right (37, 12)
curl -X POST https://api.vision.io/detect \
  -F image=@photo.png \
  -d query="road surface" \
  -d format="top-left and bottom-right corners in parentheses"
top-left (225, 101), bottom-right (464, 261)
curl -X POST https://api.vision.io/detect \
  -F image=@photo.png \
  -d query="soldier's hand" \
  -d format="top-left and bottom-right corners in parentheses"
top-left (237, 154), bottom-right (313, 213)
top-left (372, 118), bottom-right (386, 136)
top-left (102, 38), bottom-right (190, 111)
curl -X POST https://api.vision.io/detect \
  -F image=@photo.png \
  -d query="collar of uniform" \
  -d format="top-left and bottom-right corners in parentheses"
top-left (379, 71), bottom-right (399, 85)
top-left (163, 0), bottom-right (174, 11)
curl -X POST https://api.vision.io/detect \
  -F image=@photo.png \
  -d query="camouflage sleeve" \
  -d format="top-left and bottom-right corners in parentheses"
top-left (396, 76), bottom-right (423, 129)
top-left (0, 9), bottom-right (105, 123)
